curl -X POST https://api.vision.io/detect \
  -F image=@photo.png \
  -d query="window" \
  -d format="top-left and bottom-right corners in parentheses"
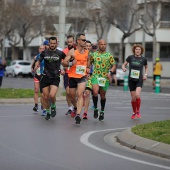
top-left (160, 43), bottom-right (170, 61)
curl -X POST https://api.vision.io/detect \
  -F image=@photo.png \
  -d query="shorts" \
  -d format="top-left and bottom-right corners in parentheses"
top-left (91, 76), bottom-right (109, 91)
top-left (34, 74), bottom-right (41, 83)
top-left (41, 75), bottom-right (60, 89)
top-left (153, 75), bottom-right (161, 81)
top-left (63, 73), bottom-right (69, 89)
top-left (128, 79), bottom-right (143, 91)
top-left (85, 76), bottom-right (92, 91)
top-left (69, 76), bottom-right (86, 88)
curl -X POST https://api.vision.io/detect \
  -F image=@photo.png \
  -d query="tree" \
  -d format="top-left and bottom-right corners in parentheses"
top-left (101, 0), bottom-right (142, 63)
top-left (6, 1), bottom-right (44, 60)
top-left (139, 0), bottom-right (167, 62)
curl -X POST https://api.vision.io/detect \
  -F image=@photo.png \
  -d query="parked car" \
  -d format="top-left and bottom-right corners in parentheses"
top-left (5, 60), bottom-right (32, 77)
top-left (112, 63), bottom-right (129, 86)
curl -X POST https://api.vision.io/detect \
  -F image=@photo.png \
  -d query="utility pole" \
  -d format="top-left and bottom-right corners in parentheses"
top-left (2, 0), bottom-right (6, 60)
top-left (58, 0), bottom-right (66, 49)
top-left (142, 0), bottom-right (147, 57)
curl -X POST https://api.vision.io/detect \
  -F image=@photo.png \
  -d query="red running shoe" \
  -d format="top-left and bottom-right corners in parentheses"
top-left (131, 113), bottom-right (136, 119)
top-left (136, 112), bottom-right (141, 118)
top-left (71, 110), bottom-right (76, 118)
top-left (82, 113), bottom-right (88, 119)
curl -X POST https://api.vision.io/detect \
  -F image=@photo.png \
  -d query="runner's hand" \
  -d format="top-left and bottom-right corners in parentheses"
top-left (60, 70), bottom-right (65, 75)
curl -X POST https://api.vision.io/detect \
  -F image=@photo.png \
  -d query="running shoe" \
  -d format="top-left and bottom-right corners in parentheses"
top-left (99, 111), bottom-right (104, 121)
top-left (131, 113), bottom-right (136, 119)
top-left (33, 106), bottom-right (38, 112)
top-left (136, 112), bottom-right (141, 118)
top-left (51, 106), bottom-right (56, 118)
top-left (82, 113), bottom-right (88, 120)
top-left (65, 109), bottom-right (72, 115)
top-left (45, 112), bottom-right (50, 120)
top-left (75, 114), bottom-right (81, 124)
top-left (93, 108), bottom-right (98, 119)
top-left (71, 109), bottom-right (76, 118)
top-left (41, 109), bottom-right (46, 116)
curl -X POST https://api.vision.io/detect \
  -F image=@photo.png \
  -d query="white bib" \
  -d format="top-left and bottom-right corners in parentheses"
top-left (130, 69), bottom-right (140, 79)
top-left (97, 77), bottom-right (106, 87)
top-left (76, 65), bottom-right (86, 75)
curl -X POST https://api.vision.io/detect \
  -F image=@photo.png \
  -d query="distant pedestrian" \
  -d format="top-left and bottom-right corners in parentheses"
top-left (0, 59), bottom-right (6, 87)
top-left (122, 44), bottom-right (148, 119)
top-left (152, 57), bottom-right (163, 90)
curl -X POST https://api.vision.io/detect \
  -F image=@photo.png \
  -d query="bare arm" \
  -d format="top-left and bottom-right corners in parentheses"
top-left (122, 61), bottom-right (128, 72)
top-left (143, 65), bottom-right (148, 80)
top-left (62, 48), bottom-right (74, 67)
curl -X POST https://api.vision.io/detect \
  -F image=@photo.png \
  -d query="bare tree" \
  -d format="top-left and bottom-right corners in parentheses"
top-left (101, 0), bottom-right (142, 63)
top-left (140, 0), bottom-right (167, 62)
top-left (7, 1), bottom-right (43, 60)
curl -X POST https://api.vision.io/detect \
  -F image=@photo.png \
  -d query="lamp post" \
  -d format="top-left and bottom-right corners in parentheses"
top-left (58, 0), bottom-right (66, 49)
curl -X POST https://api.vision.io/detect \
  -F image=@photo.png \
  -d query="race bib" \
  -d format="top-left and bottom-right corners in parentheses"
top-left (130, 69), bottom-right (140, 79)
top-left (36, 67), bottom-right (41, 75)
top-left (97, 77), bottom-right (106, 87)
top-left (76, 65), bottom-right (86, 75)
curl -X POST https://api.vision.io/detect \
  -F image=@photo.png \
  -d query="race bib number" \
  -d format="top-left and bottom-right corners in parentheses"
top-left (36, 67), bottom-right (41, 75)
top-left (97, 77), bottom-right (106, 87)
top-left (76, 65), bottom-right (86, 75)
top-left (130, 69), bottom-right (140, 79)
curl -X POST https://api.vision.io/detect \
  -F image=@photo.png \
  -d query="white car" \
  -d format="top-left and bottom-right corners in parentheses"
top-left (5, 60), bottom-right (32, 77)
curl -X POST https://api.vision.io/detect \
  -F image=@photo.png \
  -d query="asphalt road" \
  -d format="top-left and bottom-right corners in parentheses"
top-left (0, 77), bottom-right (170, 170)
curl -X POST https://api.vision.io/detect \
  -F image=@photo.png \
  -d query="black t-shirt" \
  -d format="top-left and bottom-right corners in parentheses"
top-left (126, 55), bottom-right (147, 81)
top-left (39, 49), bottom-right (66, 78)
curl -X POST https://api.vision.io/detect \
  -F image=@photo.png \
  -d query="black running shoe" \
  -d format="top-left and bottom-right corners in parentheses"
top-left (65, 109), bottom-right (72, 115)
top-left (75, 115), bottom-right (81, 124)
top-left (33, 106), bottom-right (38, 112)
top-left (45, 113), bottom-right (50, 120)
top-left (99, 112), bottom-right (104, 121)
top-left (51, 106), bottom-right (56, 118)
top-left (93, 108), bottom-right (98, 119)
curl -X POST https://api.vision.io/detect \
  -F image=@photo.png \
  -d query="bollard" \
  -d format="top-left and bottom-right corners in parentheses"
top-left (155, 76), bottom-right (160, 93)
top-left (124, 75), bottom-right (128, 91)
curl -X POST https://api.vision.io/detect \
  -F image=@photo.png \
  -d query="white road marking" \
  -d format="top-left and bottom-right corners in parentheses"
top-left (80, 128), bottom-right (170, 170)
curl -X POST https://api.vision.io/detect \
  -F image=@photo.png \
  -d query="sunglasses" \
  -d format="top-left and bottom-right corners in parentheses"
top-left (79, 39), bottom-right (86, 42)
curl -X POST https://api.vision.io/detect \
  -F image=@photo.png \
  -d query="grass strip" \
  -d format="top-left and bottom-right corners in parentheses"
top-left (131, 120), bottom-right (170, 144)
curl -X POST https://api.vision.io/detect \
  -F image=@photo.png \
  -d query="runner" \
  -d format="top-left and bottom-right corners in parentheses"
top-left (122, 44), bottom-right (148, 119)
top-left (83, 40), bottom-right (93, 119)
top-left (62, 33), bottom-right (90, 124)
top-left (32, 45), bottom-right (45, 115)
top-left (62, 35), bottom-right (75, 115)
top-left (34, 37), bottom-right (66, 120)
top-left (89, 39), bottom-right (116, 121)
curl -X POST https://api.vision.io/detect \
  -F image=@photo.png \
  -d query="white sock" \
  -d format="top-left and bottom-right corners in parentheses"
top-left (69, 106), bottom-right (73, 111)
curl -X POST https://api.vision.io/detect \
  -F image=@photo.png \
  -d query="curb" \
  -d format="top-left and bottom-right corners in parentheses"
top-left (117, 128), bottom-right (170, 159)
top-left (0, 96), bottom-right (66, 104)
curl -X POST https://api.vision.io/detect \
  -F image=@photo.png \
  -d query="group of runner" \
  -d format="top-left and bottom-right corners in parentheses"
top-left (32, 33), bottom-right (148, 124)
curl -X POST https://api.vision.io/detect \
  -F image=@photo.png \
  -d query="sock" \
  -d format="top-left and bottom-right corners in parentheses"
top-left (93, 96), bottom-right (98, 109)
top-left (131, 101), bottom-right (137, 113)
top-left (35, 103), bottom-right (38, 107)
top-left (69, 106), bottom-right (73, 111)
top-left (46, 109), bottom-right (50, 114)
top-left (100, 98), bottom-right (106, 111)
top-left (51, 103), bottom-right (56, 108)
top-left (136, 98), bottom-right (141, 112)
top-left (74, 107), bottom-right (77, 111)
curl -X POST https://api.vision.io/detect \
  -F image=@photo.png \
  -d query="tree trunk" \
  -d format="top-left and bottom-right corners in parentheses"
top-left (152, 32), bottom-right (157, 63)
top-left (119, 37), bottom-right (124, 63)
top-left (11, 46), bottom-right (19, 60)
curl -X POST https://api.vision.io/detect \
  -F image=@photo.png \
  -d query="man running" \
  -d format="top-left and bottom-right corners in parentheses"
top-left (89, 39), bottom-right (116, 121)
top-left (34, 37), bottom-right (66, 120)
top-left (62, 33), bottom-right (90, 124)
top-left (62, 35), bottom-right (75, 115)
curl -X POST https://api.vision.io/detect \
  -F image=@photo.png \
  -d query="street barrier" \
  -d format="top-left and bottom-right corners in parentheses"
top-left (155, 76), bottom-right (160, 93)
top-left (124, 75), bottom-right (128, 91)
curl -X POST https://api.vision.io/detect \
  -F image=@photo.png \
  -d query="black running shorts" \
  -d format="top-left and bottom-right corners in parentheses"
top-left (69, 76), bottom-right (87, 88)
top-left (41, 75), bottom-right (60, 89)
top-left (128, 79), bottom-right (143, 91)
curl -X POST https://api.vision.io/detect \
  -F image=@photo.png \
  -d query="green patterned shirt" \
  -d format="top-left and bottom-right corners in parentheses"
top-left (90, 51), bottom-right (115, 79)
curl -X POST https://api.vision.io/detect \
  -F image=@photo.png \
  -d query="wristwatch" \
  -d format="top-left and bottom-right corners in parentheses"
top-left (144, 74), bottom-right (148, 76)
